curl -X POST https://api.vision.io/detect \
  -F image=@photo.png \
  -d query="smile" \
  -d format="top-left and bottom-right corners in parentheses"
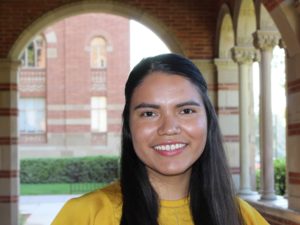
top-left (153, 143), bottom-right (187, 151)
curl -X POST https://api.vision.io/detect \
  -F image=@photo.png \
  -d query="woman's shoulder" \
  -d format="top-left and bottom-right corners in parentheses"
top-left (51, 181), bottom-right (122, 225)
top-left (238, 198), bottom-right (270, 225)
top-left (80, 181), bottom-right (122, 204)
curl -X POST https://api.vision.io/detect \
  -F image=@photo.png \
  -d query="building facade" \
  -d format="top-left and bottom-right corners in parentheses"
top-left (18, 13), bottom-right (130, 158)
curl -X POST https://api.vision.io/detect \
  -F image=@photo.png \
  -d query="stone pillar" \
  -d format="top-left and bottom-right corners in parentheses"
top-left (0, 59), bottom-right (20, 225)
top-left (232, 46), bottom-right (257, 195)
top-left (286, 51), bottom-right (300, 211)
top-left (254, 30), bottom-right (280, 200)
top-left (214, 58), bottom-right (240, 188)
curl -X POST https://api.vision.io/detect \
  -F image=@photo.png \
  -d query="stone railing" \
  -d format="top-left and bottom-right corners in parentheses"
top-left (243, 194), bottom-right (300, 225)
top-left (91, 68), bottom-right (107, 92)
top-left (19, 68), bottom-right (46, 93)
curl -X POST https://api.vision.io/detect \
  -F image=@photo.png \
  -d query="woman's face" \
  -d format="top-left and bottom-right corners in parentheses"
top-left (129, 72), bottom-right (207, 180)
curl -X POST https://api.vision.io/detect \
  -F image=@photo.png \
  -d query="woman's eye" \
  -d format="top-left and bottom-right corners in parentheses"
top-left (181, 108), bottom-right (195, 114)
top-left (141, 111), bottom-right (156, 117)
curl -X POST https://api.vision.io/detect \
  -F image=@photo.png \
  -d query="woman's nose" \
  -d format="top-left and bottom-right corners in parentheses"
top-left (157, 115), bottom-right (181, 135)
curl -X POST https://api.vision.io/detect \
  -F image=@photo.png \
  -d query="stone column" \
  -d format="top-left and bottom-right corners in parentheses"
top-left (232, 46), bottom-right (258, 195)
top-left (214, 58), bottom-right (240, 187)
top-left (0, 59), bottom-right (20, 225)
top-left (254, 30), bottom-right (280, 200)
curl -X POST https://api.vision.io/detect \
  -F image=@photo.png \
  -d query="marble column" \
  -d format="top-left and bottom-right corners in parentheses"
top-left (254, 30), bottom-right (280, 200)
top-left (232, 46), bottom-right (258, 195)
top-left (0, 59), bottom-right (20, 225)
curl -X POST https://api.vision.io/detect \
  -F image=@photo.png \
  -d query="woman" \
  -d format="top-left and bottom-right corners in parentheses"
top-left (52, 53), bottom-right (269, 225)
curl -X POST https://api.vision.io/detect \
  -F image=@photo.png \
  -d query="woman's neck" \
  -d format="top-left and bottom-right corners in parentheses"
top-left (148, 169), bottom-right (191, 201)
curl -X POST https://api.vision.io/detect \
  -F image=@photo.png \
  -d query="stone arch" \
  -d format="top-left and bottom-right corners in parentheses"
top-left (234, 0), bottom-right (257, 46)
top-left (261, 1), bottom-right (300, 57)
top-left (215, 4), bottom-right (235, 58)
top-left (259, 4), bottom-right (279, 31)
top-left (8, 1), bottom-right (183, 60)
top-left (85, 27), bottom-right (112, 50)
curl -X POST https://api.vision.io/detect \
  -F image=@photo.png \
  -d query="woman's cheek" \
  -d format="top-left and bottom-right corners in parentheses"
top-left (131, 121), bottom-right (157, 141)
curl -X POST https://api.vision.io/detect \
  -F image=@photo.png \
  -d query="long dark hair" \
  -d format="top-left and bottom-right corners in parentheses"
top-left (120, 53), bottom-right (243, 225)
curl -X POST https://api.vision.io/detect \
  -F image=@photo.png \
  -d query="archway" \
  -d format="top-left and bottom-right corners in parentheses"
top-left (8, 1), bottom-right (182, 61)
top-left (3, 2), bottom-right (180, 224)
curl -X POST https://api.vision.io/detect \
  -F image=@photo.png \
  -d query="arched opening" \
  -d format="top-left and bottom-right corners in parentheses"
top-left (11, 3), bottom-right (172, 224)
top-left (90, 36), bottom-right (108, 69)
top-left (252, 3), bottom-right (287, 199)
top-left (235, 0), bottom-right (256, 46)
top-left (8, 2), bottom-right (181, 60)
top-left (219, 14), bottom-right (235, 58)
top-left (20, 35), bottom-right (46, 68)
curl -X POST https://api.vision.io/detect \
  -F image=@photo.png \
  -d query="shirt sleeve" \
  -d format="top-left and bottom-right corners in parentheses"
top-left (239, 199), bottom-right (270, 225)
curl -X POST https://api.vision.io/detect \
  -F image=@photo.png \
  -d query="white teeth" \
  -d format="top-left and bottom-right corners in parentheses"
top-left (154, 143), bottom-right (186, 151)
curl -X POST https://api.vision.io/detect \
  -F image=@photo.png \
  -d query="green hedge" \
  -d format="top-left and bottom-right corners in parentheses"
top-left (21, 156), bottom-right (119, 184)
top-left (256, 158), bottom-right (286, 195)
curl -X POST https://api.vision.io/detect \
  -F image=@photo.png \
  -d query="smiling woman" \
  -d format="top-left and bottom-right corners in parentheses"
top-left (51, 53), bottom-right (269, 225)
top-left (129, 72), bottom-right (207, 196)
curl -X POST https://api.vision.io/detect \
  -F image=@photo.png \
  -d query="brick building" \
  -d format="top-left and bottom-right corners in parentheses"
top-left (18, 13), bottom-right (130, 158)
top-left (1, 0), bottom-right (300, 224)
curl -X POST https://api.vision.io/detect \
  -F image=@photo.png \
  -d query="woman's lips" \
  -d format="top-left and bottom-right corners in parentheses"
top-left (153, 143), bottom-right (187, 156)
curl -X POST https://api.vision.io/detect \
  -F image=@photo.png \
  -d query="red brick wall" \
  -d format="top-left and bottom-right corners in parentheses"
top-left (0, 0), bottom-right (287, 60)
top-left (48, 13), bottom-right (129, 135)
top-left (19, 13), bottom-right (129, 144)
top-left (0, 0), bottom-right (217, 59)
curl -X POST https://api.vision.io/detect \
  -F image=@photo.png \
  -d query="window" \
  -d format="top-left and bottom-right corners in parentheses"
top-left (90, 37), bottom-right (107, 69)
top-left (91, 97), bottom-right (107, 132)
top-left (18, 98), bottom-right (46, 133)
top-left (20, 35), bottom-right (46, 68)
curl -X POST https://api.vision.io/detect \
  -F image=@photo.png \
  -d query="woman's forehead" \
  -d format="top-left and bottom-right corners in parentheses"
top-left (131, 72), bottom-right (203, 104)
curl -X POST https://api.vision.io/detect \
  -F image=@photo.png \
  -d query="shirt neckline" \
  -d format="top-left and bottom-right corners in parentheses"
top-left (160, 197), bottom-right (189, 207)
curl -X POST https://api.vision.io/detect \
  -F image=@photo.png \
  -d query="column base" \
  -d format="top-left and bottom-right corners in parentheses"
top-left (260, 192), bottom-right (277, 201)
top-left (238, 189), bottom-right (257, 196)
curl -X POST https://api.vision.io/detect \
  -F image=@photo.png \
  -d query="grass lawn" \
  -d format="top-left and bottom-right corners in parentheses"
top-left (21, 183), bottom-right (107, 195)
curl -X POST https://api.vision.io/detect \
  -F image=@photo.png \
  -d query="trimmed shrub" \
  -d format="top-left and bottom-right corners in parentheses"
top-left (20, 156), bottom-right (119, 184)
top-left (256, 158), bottom-right (286, 195)
top-left (274, 158), bottom-right (286, 195)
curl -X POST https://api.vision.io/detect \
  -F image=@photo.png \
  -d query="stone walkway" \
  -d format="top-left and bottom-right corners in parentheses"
top-left (20, 195), bottom-right (79, 225)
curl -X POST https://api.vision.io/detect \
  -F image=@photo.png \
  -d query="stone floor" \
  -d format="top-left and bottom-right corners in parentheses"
top-left (20, 195), bottom-right (79, 225)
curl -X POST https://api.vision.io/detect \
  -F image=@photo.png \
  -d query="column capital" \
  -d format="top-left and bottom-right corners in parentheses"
top-left (232, 46), bottom-right (258, 64)
top-left (253, 30), bottom-right (280, 51)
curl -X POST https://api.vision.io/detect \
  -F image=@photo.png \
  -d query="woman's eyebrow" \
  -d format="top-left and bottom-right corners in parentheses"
top-left (133, 101), bottom-right (201, 110)
top-left (176, 100), bottom-right (201, 108)
top-left (133, 103), bottom-right (160, 110)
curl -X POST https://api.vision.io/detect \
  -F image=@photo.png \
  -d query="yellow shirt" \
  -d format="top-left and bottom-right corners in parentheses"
top-left (51, 182), bottom-right (269, 225)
